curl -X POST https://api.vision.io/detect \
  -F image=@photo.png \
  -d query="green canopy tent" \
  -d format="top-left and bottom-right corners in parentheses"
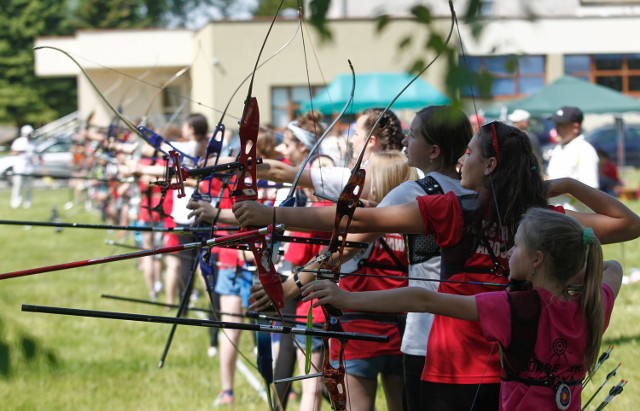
top-left (484, 75), bottom-right (640, 117)
top-left (300, 72), bottom-right (450, 115)
top-left (485, 75), bottom-right (640, 168)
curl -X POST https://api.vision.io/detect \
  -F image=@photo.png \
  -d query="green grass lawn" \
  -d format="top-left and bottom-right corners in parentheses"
top-left (0, 186), bottom-right (639, 410)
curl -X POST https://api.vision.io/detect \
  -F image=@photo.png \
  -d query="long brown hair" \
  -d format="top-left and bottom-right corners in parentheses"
top-left (476, 121), bottom-right (547, 246)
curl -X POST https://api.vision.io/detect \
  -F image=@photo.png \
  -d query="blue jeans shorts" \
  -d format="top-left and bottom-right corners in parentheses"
top-left (215, 267), bottom-right (252, 308)
top-left (331, 354), bottom-right (404, 379)
top-left (294, 334), bottom-right (324, 353)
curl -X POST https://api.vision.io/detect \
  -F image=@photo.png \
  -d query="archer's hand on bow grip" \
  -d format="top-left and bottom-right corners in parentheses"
top-left (232, 201), bottom-right (273, 228)
top-left (301, 280), bottom-right (348, 310)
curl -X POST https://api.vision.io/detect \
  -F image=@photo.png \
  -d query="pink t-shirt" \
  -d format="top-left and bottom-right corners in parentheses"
top-left (476, 284), bottom-right (615, 411)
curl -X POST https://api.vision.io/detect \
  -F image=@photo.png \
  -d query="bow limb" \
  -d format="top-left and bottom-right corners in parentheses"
top-left (34, 46), bottom-right (144, 140)
top-left (287, 60), bottom-right (356, 200)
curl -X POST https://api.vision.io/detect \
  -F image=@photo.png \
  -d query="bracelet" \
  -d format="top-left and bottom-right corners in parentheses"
top-left (293, 272), bottom-right (304, 289)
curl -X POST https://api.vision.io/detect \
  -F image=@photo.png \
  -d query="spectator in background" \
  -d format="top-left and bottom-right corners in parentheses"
top-left (10, 125), bottom-right (38, 209)
top-left (468, 113), bottom-right (484, 135)
top-left (546, 106), bottom-right (599, 210)
top-left (596, 147), bottom-right (623, 197)
top-left (508, 109), bottom-right (542, 164)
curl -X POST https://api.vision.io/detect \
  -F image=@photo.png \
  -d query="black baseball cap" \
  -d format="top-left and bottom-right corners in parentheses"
top-left (550, 106), bottom-right (584, 124)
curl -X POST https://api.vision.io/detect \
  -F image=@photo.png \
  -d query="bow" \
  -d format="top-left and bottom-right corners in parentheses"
top-left (279, 59), bottom-right (357, 395)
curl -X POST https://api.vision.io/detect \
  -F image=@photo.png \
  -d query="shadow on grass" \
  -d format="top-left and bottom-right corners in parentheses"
top-left (0, 317), bottom-right (59, 379)
top-left (603, 333), bottom-right (640, 346)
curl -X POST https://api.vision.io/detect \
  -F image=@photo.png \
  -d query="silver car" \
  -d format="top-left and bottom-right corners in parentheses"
top-left (0, 137), bottom-right (73, 180)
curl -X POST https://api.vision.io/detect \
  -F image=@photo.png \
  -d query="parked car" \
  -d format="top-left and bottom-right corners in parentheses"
top-left (0, 137), bottom-right (73, 180)
top-left (585, 123), bottom-right (640, 168)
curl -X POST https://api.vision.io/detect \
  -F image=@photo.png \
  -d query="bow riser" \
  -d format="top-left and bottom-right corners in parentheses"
top-left (233, 97), bottom-right (260, 202)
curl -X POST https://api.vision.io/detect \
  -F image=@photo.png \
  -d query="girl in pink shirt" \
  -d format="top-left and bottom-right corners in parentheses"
top-left (302, 207), bottom-right (622, 411)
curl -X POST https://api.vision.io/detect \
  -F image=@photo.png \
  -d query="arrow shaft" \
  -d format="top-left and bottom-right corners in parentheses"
top-left (0, 226), bottom-right (277, 281)
top-left (21, 304), bottom-right (388, 342)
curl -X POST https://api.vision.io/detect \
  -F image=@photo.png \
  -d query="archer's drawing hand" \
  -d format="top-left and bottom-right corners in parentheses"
top-left (249, 283), bottom-right (275, 311)
top-left (232, 201), bottom-right (272, 228)
top-left (301, 280), bottom-right (348, 309)
top-left (187, 199), bottom-right (214, 224)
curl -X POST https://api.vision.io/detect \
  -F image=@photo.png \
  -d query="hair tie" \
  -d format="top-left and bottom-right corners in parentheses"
top-left (582, 227), bottom-right (595, 246)
top-left (531, 165), bottom-right (537, 171)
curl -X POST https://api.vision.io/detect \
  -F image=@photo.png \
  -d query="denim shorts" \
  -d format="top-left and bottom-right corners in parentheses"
top-left (294, 334), bottom-right (324, 352)
top-left (331, 355), bottom-right (404, 379)
top-left (215, 267), bottom-right (252, 308)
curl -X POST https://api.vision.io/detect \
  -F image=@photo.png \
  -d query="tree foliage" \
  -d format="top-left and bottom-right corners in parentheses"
top-left (0, 0), bottom-right (75, 126)
top-left (0, 0), bottom-right (236, 128)
top-left (252, 0), bottom-right (299, 17)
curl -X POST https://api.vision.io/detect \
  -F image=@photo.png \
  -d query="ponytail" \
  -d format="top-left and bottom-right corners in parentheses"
top-left (581, 235), bottom-right (604, 375)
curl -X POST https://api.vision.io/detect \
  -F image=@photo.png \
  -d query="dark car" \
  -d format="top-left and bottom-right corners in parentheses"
top-left (585, 124), bottom-right (640, 168)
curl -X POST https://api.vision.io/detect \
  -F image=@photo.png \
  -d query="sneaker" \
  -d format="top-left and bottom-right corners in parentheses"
top-left (207, 346), bottom-right (218, 358)
top-left (213, 390), bottom-right (234, 406)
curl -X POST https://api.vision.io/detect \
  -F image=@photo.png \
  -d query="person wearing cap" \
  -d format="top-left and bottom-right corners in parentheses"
top-left (10, 125), bottom-right (38, 209)
top-left (546, 106), bottom-right (599, 211)
top-left (507, 109), bottom-right (542, 163)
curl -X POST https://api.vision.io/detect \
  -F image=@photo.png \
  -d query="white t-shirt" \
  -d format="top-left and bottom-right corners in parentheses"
top-left (379, 172), bottom-right (474, 356)
top-left (11, 136), bottom-right (37, 174)
top-left (310, 166), bottom-right (351, 200)
top-left (546, 135), bottom-right (599, 211)
top-left (170, 141), bottom-right (199, 225)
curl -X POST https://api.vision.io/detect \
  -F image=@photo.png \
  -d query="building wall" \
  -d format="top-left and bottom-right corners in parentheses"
top-left (202, 18), bottom-right (451, 130)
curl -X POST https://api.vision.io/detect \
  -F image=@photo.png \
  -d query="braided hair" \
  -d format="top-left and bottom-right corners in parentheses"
top-left (361, 108), bottom-right (404, 151)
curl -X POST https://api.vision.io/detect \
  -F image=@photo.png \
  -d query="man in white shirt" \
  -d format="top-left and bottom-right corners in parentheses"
top-left (10, 125), bottom-right (37, 209)
top-left (546, 106), bottom-right (599, 211)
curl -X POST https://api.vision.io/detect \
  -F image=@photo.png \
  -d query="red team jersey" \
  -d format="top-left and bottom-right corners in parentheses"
top-left (417, 192), bottom-right (564, 384)
top-left (330, 233), bottom-right (408, 361)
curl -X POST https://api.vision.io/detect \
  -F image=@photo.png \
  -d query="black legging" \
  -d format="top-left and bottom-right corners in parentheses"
top-left (421, 381), bottom-right (500, 411)
top-left (272, 298), bottom-right (299, 410)
top-left (403, 354), bottom-right (425, 411)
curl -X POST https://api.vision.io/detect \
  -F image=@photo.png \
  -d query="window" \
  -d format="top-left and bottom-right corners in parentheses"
top-left (271, 85), bottom-right (322, 129)
top-left (461, 55), bottom-right (545, 98)
top-left (564, 54), bottom-right (640, 95)
top-left (478, 0), bottom-right (494, 16)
